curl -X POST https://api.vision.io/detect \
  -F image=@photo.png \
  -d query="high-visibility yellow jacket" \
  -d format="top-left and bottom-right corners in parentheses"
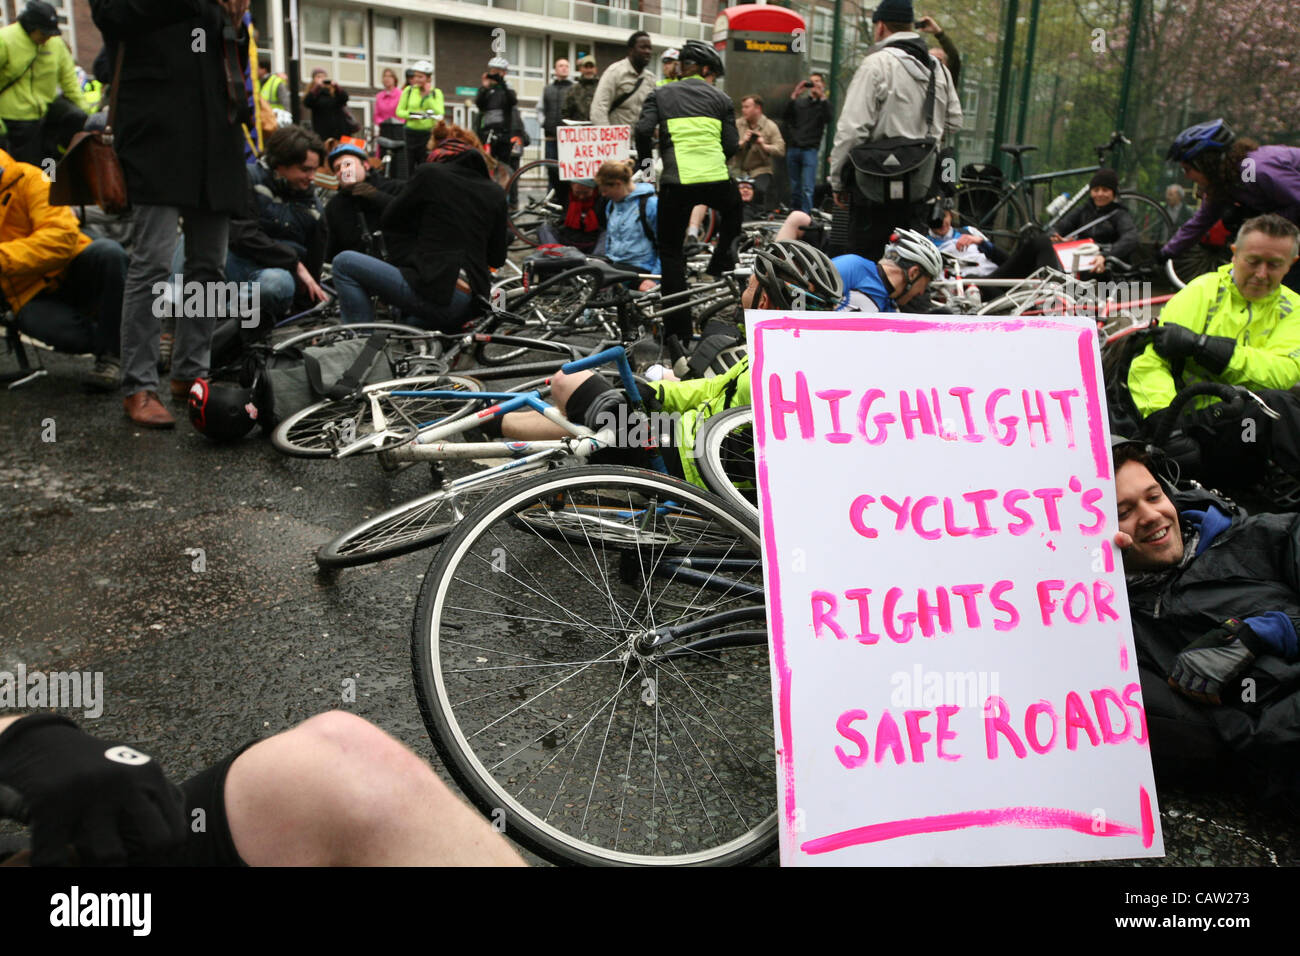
top-left (0, 23), bottom-right (88, 121)
top-left (1129, 263), bottom-right (1300, 417)
top-left (0, 148), bottom-right (90, 311)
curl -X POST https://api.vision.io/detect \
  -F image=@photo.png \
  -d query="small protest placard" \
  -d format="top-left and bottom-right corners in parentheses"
top-left (747, 310), bottom-right (1163, 866)
top-left (556, 124), bottom-right (631, 181)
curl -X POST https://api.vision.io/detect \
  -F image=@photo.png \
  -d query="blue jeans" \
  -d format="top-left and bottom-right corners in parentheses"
top-left (787, 146), bottom-right (820, 214)
top-left (331, 250), bottom-right (472, 332)
top-left (223, 252), bottom-right (296, 321)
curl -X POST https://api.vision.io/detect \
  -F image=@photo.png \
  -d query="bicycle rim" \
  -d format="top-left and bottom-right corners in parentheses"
top-left (271, 375), bottom-right (485, 458)
top-left (507, 160), bottom-right (560, 249)
top-left (696, 406), bottom-right (758, 520)
top-left (412, 466), bottom-right (776, 866)
top-left (318, 463), bottom-right (552, 568)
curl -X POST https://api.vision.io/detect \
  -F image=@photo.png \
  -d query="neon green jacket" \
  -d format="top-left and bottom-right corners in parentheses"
top-left (396, 85), bottom-right (444, 131)
top-left (653, 357), bottom-right (750, 488)
top-left (1128, 263), bottom-right (1300, 417)
top-left (0, 24), bottom-right (87, 122)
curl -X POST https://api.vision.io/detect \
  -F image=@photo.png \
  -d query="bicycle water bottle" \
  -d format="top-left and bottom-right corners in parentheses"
top-left (1045, 191), bottom-right (1071, 218)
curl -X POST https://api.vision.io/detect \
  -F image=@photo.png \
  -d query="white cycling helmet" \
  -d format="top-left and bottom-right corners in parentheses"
top-left (410, 59), bottom-right (433, 75)
top-left (487, 56), bottom-right (509, 71)
top-left (884, 227), bottom-right (944, 279)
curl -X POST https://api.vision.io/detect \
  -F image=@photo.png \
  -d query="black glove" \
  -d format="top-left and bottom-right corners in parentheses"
top-left (1168, 618), bottom-right (1265, 705)
top-left (0, 714), bottom-right (187, 866)
top-left (1151, 324), bottom-right (1236, 374)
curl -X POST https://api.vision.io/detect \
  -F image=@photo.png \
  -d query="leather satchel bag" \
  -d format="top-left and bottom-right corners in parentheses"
top-left (49, 46), bottom-right (127, 215)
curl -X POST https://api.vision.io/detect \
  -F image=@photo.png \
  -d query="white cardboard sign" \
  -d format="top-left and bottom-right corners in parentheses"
top-left (747, 309), bottom-right (1163, 866)
top-left (556, 124), bottom-right (631, 180)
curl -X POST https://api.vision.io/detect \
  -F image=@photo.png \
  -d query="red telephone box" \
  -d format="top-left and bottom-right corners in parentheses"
top-left (713, 4), bottom-right (809, 203)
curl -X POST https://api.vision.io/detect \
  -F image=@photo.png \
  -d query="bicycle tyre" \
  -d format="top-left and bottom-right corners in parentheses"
top-left (695, 405), bottom-right (758, 520)
top-left (955, 184), bottom-right (1025, 255)
top-left (270, 374), bottom-right (485, 458)
top-left (1115, 191), bottom-right (1174, 277)
top-left (411, 465), bottom-right (776, 866)
top-left (506, 159), bottom-right (562, 249)
top-left (317, 462), bottom-right (554, 568)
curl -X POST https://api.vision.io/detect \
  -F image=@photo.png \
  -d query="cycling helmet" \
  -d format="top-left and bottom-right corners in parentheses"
top-left (1166, 119), bottom-right (1234, 163)
top-left (410, 59), bottom-right (434, 76)
top-left (662, 47), bottom-right (681, 62)
top-left (188, 379), bottom-right (258, 442)
top-left (487, 56), bottom-right (509, 71)
top-left (752, 239), bottom-right (843, 310)
top-left (679, 40), bottom-right (724, 77)
top-left (328, 143), bottom-right (369, 169)
top-left (883, 227), bottom-right (944, 279)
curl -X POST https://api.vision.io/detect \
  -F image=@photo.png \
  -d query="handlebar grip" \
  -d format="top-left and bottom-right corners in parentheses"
top-left (561, 347), bottom-right (627, 375)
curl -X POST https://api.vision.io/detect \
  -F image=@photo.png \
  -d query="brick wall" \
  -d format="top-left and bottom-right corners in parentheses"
top-left (70, 0), bottom-right (101, 68)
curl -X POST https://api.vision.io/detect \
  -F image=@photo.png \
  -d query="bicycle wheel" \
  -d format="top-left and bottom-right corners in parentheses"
top-left (506, 159), bottom-right (562, 249)
top-left (1115, 191), bottom-right (1173, 276)
top-left (411, 465), bottom-right (776, 866)
top-left (956, 184), bottom-right (1025, 254)
top-left (695, 406), bottom-right (758, 520)
top-left (1168, 241), bottom-right (1231, 289)
top-left (317, 462), bottom-right (555, 568)
top-left (270, 374), bottom-right (484, 458)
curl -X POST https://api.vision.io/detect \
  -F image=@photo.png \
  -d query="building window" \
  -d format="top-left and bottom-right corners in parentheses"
top-left (301, 4), bottom-right (368, 89)
top-left (660, 0), bottom-right (699, 22)
top-left (505, 33), bottom-right (547, 102)
top-left (372, 14), bottom-right (433, 86)
top-left (812, 6), bottom-right (834, 63)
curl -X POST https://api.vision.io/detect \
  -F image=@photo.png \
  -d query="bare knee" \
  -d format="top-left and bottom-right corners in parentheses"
top-left (549, 369), bottom-right (593, 416)
top-left (225, 711), bottom-right (524, 866)
top-left (776, 211), bottom-right (811, 243)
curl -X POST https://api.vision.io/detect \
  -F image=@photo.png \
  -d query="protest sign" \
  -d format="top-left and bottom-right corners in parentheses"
top-left (747, 310), bottom-right (1163, 866)
top-left (556, 124), bottom-right (631, 180)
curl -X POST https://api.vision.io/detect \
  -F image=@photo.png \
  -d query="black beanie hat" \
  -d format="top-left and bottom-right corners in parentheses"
top-left (1090, 168), bottom-right (1119, 192)
top-left (872, 0), bottom-right (915, 23)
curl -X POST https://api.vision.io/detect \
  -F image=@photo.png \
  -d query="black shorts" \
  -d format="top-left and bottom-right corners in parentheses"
top-left (566, 375), bottom-right (686, 480)
top-left (0, 739), bottom-right (257, 867)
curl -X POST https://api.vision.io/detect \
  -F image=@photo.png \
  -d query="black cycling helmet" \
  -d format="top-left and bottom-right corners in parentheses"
top-left (679, 39), bottom-right (724, 77)
top-left (189, 378), bottom-right (258, 442)
top-left (752, 239), bottom-right (843, 310)
top-left (1166, 119), bottom-right (1234, 164)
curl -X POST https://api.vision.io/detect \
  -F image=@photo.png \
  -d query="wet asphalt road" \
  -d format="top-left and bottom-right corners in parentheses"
top-left (1, 347), bottom-right (1297, 869)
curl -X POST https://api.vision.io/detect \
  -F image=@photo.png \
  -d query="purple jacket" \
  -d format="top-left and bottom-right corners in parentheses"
top-left (1161, 145), bottom-right (1300, 257)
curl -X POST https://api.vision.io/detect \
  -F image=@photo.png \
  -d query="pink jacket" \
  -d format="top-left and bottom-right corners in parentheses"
top-left (374, 87), bottom-right (402, 125)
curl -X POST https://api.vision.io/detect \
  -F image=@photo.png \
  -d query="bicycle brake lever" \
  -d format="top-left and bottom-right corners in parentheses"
top-left (1242, 389), bottom-right (1282, 420)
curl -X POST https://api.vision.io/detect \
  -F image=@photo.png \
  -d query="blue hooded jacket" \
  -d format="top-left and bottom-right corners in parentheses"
top-left (604, 182), bottom-right (659, 274)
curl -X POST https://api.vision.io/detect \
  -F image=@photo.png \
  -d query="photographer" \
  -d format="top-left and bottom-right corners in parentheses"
top-left (475, 56), bottom-right (517, 189)
top-left (729, 94), bottom-right (784, 211)
top-left (303, 68), bottom-right (351, 142)
top-left (786, 73), bottom-right (830, 213)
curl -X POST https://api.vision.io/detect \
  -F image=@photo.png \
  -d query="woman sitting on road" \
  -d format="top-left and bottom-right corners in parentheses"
top-left (330, 123), bottom-right (508, 331)
top-left (594, 160), bottom-right (659, 291)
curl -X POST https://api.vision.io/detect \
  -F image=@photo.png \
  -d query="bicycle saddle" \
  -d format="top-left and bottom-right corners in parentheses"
top-left (588, 260), bottom-right (645, 286)
top-left (999, 144), bottom-right (1038, 157)
top-left (376, 137), bottom-right (406, 149)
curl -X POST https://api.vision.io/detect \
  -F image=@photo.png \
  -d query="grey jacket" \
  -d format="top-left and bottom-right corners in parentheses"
top-left (828, 32), bottom-right (963, 192)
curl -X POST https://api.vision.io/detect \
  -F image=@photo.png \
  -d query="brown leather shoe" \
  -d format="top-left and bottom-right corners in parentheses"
top-left (170, 378), bottom-right (195, 400)
top-left (124, 390), bottom-right (176, 429)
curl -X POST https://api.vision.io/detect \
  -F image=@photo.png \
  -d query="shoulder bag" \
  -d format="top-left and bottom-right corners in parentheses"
top-left (50, 45), bottom-right (127, 215)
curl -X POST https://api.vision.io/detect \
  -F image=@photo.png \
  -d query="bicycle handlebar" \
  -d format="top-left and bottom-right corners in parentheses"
top-left (1149, 381), bottom-right (1250, 448)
